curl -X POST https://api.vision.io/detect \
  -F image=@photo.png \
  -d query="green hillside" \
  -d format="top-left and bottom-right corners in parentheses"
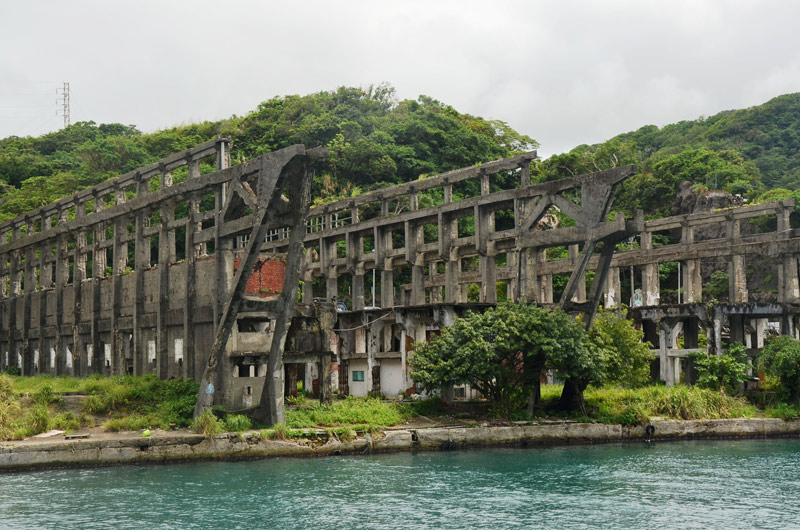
top-left (0, 84), bottom-right (535, 222)
top-left (535, 93), bottom-right (800, 216)
top-left (2, 87), bottom-right (799, 222)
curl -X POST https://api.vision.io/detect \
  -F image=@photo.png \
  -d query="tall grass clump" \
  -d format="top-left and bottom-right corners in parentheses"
top-left (192, 410), bottom-right (224, 439)
top-left (0, 374), bottom-right (56, 439)
top-left (580, 385), bottom-right (756, 425)
top-left (224, 414), bottom-right (252, 432)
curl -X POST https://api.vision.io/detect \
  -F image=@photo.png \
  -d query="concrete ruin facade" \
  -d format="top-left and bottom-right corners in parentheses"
top-left (1, 139), bottom-right (799, 409)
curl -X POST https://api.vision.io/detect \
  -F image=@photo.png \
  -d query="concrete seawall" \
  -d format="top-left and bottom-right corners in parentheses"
top-left (3, 418), bottom-right (800, 472)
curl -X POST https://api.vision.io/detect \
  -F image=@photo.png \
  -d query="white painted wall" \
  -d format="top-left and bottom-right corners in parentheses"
top-left (348, 359), bottom-right (369, 397)
top-left (379, 359), bottom-right (404, 398)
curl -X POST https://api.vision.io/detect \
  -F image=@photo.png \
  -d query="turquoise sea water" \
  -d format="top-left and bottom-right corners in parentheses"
top-left (2, 439), bottom-right (800, 529)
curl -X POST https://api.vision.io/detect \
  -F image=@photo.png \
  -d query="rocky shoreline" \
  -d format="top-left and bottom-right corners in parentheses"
top-left (2, 418), bottom-right (799, 472)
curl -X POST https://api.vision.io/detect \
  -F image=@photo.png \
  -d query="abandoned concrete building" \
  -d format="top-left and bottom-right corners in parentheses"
top-left (1, 138), bottom-right (798, 409)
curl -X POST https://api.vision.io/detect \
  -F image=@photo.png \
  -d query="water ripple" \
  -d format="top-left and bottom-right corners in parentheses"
top-left (2, 439), bottom-right (800, 529)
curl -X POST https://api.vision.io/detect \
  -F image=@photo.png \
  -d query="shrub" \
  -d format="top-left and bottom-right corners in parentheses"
top-left (689, 342), bottom-right (750, 393)
top-left (759, 336), bottom-right (800, 403)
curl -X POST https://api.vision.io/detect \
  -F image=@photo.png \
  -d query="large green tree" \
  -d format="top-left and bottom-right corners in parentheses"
top-left (411, 303), bottom-right (583, 415)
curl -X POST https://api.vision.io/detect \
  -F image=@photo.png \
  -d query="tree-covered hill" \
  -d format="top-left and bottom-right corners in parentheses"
top-left (2, 87), bottom-right (800, 222)
top-left (535, 93), bottom-right (800, 217)
top-left (0, 84), bottom-right (536, 222)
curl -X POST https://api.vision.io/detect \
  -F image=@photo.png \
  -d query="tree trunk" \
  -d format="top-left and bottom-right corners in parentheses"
top-left (557, 377), bottom-right (587, 415)
top-left (527, 378), bottom-right (541, 416)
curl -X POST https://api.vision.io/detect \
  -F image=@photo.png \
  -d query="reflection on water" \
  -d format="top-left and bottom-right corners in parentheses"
top-left (2, 439), bottom-right (800, 529)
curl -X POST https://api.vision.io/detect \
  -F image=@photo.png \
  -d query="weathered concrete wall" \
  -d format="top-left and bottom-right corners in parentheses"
top-left (2, 418), bottom-right (799, 472)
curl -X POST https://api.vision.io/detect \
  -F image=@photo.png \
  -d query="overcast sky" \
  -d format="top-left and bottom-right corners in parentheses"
top-left (1, 0), bottom-right (799, 157)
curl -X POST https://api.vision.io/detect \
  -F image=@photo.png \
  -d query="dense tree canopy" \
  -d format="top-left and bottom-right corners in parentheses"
top-left (2, 87), bottom-right (800, 223)
top-left (411, 303), bottom-right (654, 415)
top-left (0, 84), bottom-right (537, 222)
top-left (411, 303), bottom-right (583, 414)
top-left (535, 93), bottom-right (800, 217)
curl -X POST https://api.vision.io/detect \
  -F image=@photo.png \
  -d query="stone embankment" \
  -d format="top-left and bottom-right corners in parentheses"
top-left (2, 418), bottom-right (799, 472)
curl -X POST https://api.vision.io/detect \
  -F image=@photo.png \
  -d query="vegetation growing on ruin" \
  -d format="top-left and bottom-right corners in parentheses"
top-left (689, 342), bottom-right (750, 394)
top-left (0, 374), bottom-right (198, 439)
top-left (285, 395), bottom-right (411, 429)
top-left (758, 335), bottom-right (800, 403)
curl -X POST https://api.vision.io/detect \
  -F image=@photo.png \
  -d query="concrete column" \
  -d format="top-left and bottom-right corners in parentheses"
top-left (568, 244), bottom-right (586, 302)
top-left (518, 247), bottom-right (539, 303)
top-left (642, 264), bottom-right (660, 306)
top-left (683, 259), bottom-right (702, 303)
top-left (539, 274), bottom-right (553, 304)
top-left (411, 254), bottom-right (425, 306)
top-left (353, 264), bottom-right (365, 311)
top-left (301, 270), bottom-right (314, 303)
top-left (777, 204), bottom-right (792, 232)
top-left (729, 255), bottom-right (748, 303)
top-left (709, 308), bottom-right (723, 357)
top-left (779, 254), bottom-right (800, 303)
top-left (429, 265), bottom-right (442, 303)
top-left (754, 318), bottom-right (768, 348)
top-left (381, 260), bottom-right (394, 307)
top-left (658, 322), bottom-right (673, 386)
top-left (480, 251), bottom-right (497, 304)
top-left (781, 312), bottom-right (794, 337)
top-left (673, 357), bottom-right (682, 385)
top-left (640, 233), bottom-right (660, 306)
top-left (445, 255), bottom-right (460, 303)
top-left (604, 267), bottom-right (621, 308)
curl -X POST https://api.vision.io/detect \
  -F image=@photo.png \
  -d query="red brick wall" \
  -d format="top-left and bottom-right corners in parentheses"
top-left (233, 257), bottom-right (286, 298)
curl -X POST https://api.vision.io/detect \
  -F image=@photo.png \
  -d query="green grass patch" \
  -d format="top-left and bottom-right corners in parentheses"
top-left (765, 403), bottom-right (800, 420)
top-left (0, 374), bottom-right (198, 438)
top-left (286, 396), bottom-right (411, 429)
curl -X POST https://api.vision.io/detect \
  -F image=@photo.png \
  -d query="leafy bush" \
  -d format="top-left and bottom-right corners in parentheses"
top-left (580, 384), bottom-right (755, 423)
top-left (759, 336), bottom-right (800, 403)
top-left (585, 308), bottom-right (654, 388)
top-left (689, 342), bottom-right (750, 393)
